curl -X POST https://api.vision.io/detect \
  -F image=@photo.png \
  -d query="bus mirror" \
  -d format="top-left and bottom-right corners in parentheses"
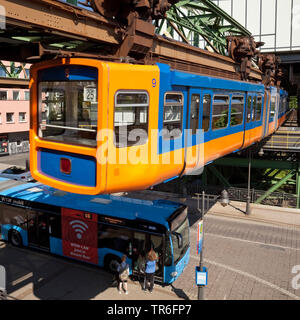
top-left (172, 232), bottom-right (183, 249)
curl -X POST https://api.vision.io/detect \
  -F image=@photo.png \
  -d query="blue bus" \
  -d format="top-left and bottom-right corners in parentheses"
top-left (0, 178), bottom-right (190, 284)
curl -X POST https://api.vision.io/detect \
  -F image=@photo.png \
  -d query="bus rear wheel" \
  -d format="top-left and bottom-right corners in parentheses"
top-left (9, 230), bottom-right (23, 247)
top-left (104, 255), bottom-right (121, 273)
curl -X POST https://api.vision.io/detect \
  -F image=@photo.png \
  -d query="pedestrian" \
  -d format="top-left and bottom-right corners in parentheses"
top-left (117, 255), bottom-right (129, 294)
top-left (143, 248), bottom-right (158, 293)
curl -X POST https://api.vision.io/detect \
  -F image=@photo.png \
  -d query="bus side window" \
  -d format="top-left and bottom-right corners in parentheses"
top-left (98, 224), bottom-right (131, 255)
top-left (246, 96), bottom-right (252, 123)
top-left (189, 94), bottom-right (200, 135)
top-left (0, 203), bottom-right (27, 229)
top-left (202, 94), bottom-right (211, 132)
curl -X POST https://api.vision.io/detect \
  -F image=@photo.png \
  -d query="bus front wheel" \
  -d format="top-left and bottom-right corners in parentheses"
top-left (9, 230), bottom-right (23, 247)
top-left (104, 255), bottom-right (121, 273)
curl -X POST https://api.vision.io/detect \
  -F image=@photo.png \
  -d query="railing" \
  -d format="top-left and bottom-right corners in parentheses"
top-left (187, 184), bottom-right (299, 209)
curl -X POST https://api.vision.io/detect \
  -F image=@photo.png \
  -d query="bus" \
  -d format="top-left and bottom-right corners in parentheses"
top-left (0, 178), bottom-right (190, 284)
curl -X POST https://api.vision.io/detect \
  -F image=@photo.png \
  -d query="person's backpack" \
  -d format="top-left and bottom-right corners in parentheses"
top-left (119, 266), bottom-right (129, 281)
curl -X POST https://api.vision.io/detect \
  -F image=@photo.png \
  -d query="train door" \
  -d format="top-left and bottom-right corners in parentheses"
top-left (184, 88), bottom-right (203, 174)
top-left (263, 90), bottom-right (271, 137)
top-left (274, 93), bottom-right (280, 130)
top-left (243, 93), bottom-right (254, 147)
top-left (27, 211), bottom-right (50, 250)
top-left (200, 90), bottom-right (212, 164)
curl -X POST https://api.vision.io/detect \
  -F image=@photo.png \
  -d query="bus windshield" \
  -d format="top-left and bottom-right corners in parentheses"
top-left (38, 81), bottom-right (98, 147)
top-left (171, 217), bottom-right (190, 264)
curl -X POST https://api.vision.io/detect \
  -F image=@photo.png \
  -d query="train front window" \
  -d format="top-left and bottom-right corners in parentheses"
top-left (38, 81), bottom-right (98, 147)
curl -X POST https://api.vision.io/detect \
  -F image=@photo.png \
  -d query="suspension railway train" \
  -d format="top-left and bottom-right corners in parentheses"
top-left (29, 58), bottom-right (289, 195)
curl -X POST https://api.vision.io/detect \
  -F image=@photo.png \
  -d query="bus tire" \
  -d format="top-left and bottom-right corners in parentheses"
top-left (104, 255), bottom-right (121, 273)
top-left (9, 230), bottom-right (23, 247)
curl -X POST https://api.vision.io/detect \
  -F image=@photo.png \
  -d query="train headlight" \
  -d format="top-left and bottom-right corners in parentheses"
top-left (171, 271), bottom-right (178, 278)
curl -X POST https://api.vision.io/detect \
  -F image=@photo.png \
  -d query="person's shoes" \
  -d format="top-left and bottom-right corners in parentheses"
top-left (149, 290), bottom-right (153, 294)
top-left (118, 290), bottom-right (122, 294)
top-left (125, 291), bottom-right (128, 295)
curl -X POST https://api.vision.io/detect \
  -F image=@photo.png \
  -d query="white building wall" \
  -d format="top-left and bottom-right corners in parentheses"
top-left (212, 0), bottom-right (300, 52)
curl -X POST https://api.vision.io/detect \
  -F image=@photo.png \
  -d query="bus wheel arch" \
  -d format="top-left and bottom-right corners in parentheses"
top-left (104, 254), bottom-right (121, 273)
top-left (8, 229), bottom-right (23, 247)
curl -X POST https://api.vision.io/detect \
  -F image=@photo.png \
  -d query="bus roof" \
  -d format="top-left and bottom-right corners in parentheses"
top-left (0, 179), bottom-right (183, 229)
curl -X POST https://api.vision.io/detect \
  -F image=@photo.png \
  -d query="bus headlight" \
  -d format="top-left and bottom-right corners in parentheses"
top-left (171, 271), bottom-right (178, 278)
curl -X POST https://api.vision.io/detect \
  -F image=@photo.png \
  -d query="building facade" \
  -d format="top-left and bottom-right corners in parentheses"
top-left (0, 61), bottom-right (30, 156)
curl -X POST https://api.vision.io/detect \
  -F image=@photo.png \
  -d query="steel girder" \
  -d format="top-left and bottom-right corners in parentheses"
top-left (156, 0), bottom-right (251, 55)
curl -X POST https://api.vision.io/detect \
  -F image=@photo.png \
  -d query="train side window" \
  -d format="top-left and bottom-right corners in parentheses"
top-left (202, 94), bottom-right (211, 132)
top-left (162, 92), bottom-right (183, 139)
top-left (246, 96), bottom-right (252, 123)
top-left (252, 96), bottom-right (257, 121)
top-left (230, 96), bottom-right (244, 126)
top-left (114, 91), bottom-right (149, 147)
top-left (212, 95), bottom-right (229, 130)
top-left (255, 96), bottom-right (263, 121)
top-left (189, 94), bottom-right (200, 135)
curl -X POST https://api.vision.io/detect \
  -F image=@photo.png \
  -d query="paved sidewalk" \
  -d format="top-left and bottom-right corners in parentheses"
top-left (208, 200), bottom-right (300, 228)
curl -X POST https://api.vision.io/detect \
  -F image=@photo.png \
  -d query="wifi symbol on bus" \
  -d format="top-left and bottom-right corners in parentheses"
top-left (70, 220), bottom-right (89, 239)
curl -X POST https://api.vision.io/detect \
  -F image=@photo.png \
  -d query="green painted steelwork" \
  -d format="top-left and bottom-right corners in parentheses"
top-left (157, 0), bottom-right (251, 55)
top-left (255, 171), bottom-right (296, 204)
top-left (207, 165), bottom-right (231, 188)
top-left (0, 61), bottom-right (26, 78)
top-left (214, 157), bottom-right (298, 170)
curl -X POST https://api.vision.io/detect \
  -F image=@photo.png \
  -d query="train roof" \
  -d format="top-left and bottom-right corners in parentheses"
top-left (0, 178), bottom-right (184, 229)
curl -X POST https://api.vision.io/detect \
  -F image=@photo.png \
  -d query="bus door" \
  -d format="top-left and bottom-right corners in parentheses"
top-left (27, 211), bottom-right (50, 250)
top-left (131, 232), bottom-right (164, 281)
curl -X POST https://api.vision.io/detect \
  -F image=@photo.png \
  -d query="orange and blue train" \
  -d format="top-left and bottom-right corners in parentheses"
top-left (29, 58), bottom-right (289, 195)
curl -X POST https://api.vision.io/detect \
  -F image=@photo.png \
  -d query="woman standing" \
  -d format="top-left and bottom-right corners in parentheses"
top-left (143, 248), bottom-right (158, 293)
top-left (117, 255), bottom-right (129, 294)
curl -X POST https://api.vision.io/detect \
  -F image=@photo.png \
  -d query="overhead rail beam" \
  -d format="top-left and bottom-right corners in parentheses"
top-left (0, 0), bottom-right (119, 45)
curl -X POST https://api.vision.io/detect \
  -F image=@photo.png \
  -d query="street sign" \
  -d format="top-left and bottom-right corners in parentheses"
top-left (197, 220), bottom-right (203, 254)
top-left (0, 265), bottom-right (6, 300)
top-left (195, 266), bottom-right (207, 286)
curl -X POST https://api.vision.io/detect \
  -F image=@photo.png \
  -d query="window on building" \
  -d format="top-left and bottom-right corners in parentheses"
top-left (212, 95), bottom-right (229, 130)
top-left (202, 94), bottom-right (211, 132)
top-left (0, 68), bottom-right (6, 78)
top-left (189, 94), bottom-right (200, 135)
top-left (25, 69), bottom-right (30, 79)
top-left (6, 113), bottom-right (14, 123)
top-left (0, 91), bottom-right (7, 100)
top-left (162, 92), bottom-right (183, 139)
top-left (24, 91), bottom-right (30, 101)
top-left (114, 90), bottom-right (149, 147)
top-left (246, 96), bottom-right (252, 123)
top-left (13, 91), bottom-right (20, 101)
top-left (19, 112), bottom-right (26, 122)
top-left (230, 96), bottom-right (244, 126)
top-left (255, 96), bottom-right (263, 121)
